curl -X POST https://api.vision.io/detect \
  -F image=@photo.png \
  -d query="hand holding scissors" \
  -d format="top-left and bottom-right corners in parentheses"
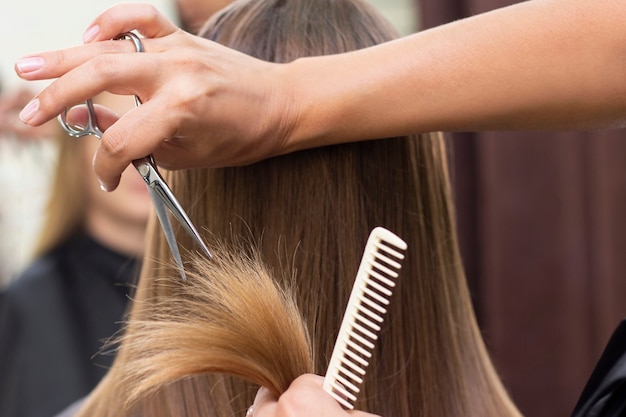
top-left (58, 32), bottom-right (211, 280)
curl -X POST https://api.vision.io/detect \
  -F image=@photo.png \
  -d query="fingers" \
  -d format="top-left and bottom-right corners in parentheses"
top-left (15, 25), bottom-right (192, 127)
top-left (65, 99), bottom-right (179, 192)
top-left (252, 387), bottom-right (278, 417)
top-left (15, 3), bottom-right (182, 84)
top-left (254, 374), bottom-right (344, 417)
top-left (64, 103), bottom-right (121, 134)
top-left (15, 38), bottom-right (139, 83)
top-left (15, 31), bottom-right (172, 83)
top-left (252, 374), bottom-right (381, 417)
top-left (84, 3), bottom-right (179, 43)
top-left (93, 98), bottom-right (181, 191)
top-left (62, 103), bottom-right (127, 191)
top-left (19, 53), bottom-right (160, 127)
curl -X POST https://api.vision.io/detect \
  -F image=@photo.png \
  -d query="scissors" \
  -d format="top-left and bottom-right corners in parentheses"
top-left (58, 32), bottom-right (211, 281)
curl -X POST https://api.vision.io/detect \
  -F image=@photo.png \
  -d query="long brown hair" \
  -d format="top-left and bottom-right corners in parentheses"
top-left (77, 0), bottom-right (522, 416)
top-left (33, 130), bottom-right (87, 258)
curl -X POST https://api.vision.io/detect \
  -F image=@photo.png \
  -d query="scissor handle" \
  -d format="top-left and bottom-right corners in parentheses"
top-left (58, 32), bottom-right (142, 140)
top-left (58, 99), bottom-right (103, 139)
top-left (57, 30), bottom-right (212, 279)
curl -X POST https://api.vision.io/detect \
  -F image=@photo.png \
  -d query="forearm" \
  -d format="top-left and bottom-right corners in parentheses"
top-left (286, 0), bottom-right (626, 151)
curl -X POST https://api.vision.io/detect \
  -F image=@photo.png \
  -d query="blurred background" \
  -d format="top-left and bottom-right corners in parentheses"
top-left (0, 0), bottom-right (175, 286)
top-left (1, 1), bottom-right (625, 417)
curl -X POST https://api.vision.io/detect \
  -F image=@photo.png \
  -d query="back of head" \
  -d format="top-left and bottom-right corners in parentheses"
top-left (200, 0), bottom-right (399, 60)
top-left (78, 0), bottom-right (522, 416)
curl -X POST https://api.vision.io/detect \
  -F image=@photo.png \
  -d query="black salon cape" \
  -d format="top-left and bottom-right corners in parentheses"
top-left (571, 319), bottom-right (626, 417)
top-left (0, 234), bottom-right (140, 417)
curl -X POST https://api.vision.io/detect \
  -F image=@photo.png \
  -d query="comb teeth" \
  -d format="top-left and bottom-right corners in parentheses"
top-left (323, 227), bottom-right (407, 409)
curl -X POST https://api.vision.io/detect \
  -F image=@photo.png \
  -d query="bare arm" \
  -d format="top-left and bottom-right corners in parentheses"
top-left (15, 0), bottom-right (626, 191)
top-left (286, 0), bottom-right (626, 152)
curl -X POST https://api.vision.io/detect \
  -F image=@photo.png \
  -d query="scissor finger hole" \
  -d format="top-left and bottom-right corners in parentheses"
top-left (58, 106), bottom-right (90, 137)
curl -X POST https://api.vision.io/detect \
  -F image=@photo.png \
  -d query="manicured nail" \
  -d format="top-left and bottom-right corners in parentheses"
top-left (92, 152), bottom-right (110, 192)
top-left (19, 99), bottom-right (39, 123)
top-left (98, 178), bottom-right (110, 192)
top-left (83, 24), bottom-right (100, 43)
top-left (15, 56), bottom-right (44, 74)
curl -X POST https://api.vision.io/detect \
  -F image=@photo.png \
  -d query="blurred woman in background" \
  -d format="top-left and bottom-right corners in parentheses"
top-left (0, 94), bottom-right (151, 417)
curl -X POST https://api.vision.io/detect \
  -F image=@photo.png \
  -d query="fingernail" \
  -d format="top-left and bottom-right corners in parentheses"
top-left (93, 151), bottom-right (110, 192)
top-left (98, 178), bottom-right (110, 192)
top-left (19, 99), bottom-right (39, 123)
top-left (15, 56), bottom-right (44, 74)
top-left (83, 24), bottom-right (100, 43)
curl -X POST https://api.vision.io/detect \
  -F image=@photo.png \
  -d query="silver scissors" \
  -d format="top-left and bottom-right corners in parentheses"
top-left (58, 32), bottom-right (211, 280)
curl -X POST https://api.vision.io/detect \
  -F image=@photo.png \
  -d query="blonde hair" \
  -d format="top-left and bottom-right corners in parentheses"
top-left (112, 244), bottom-right (312, 399)
top-left (33, 129), bottom-right (88, 258)
top-left (76, 0), bottom-right (523, 416)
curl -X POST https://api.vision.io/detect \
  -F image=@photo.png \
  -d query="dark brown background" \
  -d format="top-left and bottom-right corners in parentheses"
top-left (416, 1), bottom-right (626, 416)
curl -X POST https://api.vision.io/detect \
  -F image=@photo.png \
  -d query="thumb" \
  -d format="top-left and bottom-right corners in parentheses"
top-left (92, 99), bottom-right (173, 191)
top-left (251, 386), bottom-right (277, 417)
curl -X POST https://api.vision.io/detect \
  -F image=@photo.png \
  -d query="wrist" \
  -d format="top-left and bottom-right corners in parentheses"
top-left (279, 48), bottom-right (403, 154)
top-left (278, 56), bottom-right (348, 155)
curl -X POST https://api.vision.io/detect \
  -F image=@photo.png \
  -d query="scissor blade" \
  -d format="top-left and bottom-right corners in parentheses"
top-left (134, 158), bottom-right (212, 259)
top-left (154, 182), bottom-right (212, 258)
top-left (152, 183), bottom-right (212, 259)
top-left (149, 187), bottom-right (187, 281)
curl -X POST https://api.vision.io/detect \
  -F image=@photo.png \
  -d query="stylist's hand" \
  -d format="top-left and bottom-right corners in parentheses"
top-left (252, 374), bottom-right (379, 417)
top-left (15, 3), bottom-right (298, 191)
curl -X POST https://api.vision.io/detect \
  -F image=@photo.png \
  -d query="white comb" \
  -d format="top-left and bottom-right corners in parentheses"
top-left (322, 227), bottom-right (407, 409)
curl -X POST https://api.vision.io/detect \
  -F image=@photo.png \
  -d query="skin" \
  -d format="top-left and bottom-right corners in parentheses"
top-left (252, 375), bottom-right (379, 417)
top-left (14, 0), bottom-right (626, 193)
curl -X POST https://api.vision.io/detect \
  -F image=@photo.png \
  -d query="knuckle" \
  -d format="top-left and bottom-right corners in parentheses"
top-left (168, 57), bottom-right (212, 108)
top-left (89, 55), bottom-right (116, 81)
top-left (38, 80), bottom-right (64, 114)
top-left (49, 48), bottom-right (71, 72)
top-left (276, 388), bottom-right (305, 414)
top-left (99, 38), bottom-right (128, 54)
top-left (100, 128), bottom-right (128, 158)
top-left (142, 4), bottom-right (161, 24)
